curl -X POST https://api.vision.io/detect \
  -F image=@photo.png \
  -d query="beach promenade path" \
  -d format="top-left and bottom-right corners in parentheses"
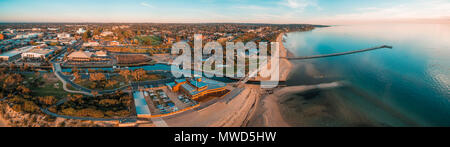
top-left (53, 63), bottom-right (93, 96)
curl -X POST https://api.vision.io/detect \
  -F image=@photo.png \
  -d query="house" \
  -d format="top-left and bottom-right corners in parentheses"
top-left (82, 41), bottom-right (100, 47)
top-left (101, 31), bottom-right (114, 37)
top-left (67, 51), bottom-right (94, 61)
top-left (57, 33), bottom-right (71, 39)
top-left (109, 41), bottom-right (120, 46)
top-left (76, 28), bottom-right (86, 34)
top-left (95, 50), bottom-right (108, 57)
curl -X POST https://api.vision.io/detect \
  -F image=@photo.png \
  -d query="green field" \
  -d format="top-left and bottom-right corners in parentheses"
top-left (134, 35), bottom-right (162, 46)
top-left (23, 73), bottom-right (68, 99)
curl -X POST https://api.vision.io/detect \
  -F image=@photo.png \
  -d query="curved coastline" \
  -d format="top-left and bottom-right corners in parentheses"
top-left (249, 31), bottom-right (385, 127)
top-left (246, 32), bottom-right (295, 127)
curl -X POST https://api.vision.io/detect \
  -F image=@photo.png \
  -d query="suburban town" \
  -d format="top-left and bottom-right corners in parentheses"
top-left (0, 23), bottom-right (315, 127)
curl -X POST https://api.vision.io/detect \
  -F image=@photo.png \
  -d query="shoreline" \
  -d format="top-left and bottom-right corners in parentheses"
top-left (278, 32), bottom-right (294, 82)
top-left (246, 32), bottom-right (296, 127)
top-left (259, 32), bottom-right (295, 127)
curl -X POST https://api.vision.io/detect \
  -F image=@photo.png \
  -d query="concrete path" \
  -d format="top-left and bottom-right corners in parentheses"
top-left (53, 63), bottom-right (93, 96)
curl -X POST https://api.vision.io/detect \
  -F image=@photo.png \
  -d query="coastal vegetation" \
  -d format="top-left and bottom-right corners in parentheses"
top-left (49, 91), bottom-right (132, 118)
top-left (0, 72), bottom-right (63, 114)
top-left (73, 72), bottom-right (127, 91)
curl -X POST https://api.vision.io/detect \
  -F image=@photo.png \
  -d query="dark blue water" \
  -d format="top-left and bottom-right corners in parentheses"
top-left (285, 24), bottom-right (450, 126)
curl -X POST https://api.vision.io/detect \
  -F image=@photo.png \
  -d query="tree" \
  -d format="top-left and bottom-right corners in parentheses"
top-left (17, 85), bottom-right (31, 94)
top-left (91, 91), bottom-right (99, 97)
top-left (73, 72), bottom-right (81, 83)
top-left (131, 69), bottom-right (146, 81)
top-left (119, 70), bottom-right (131, 81)
top-left (89, 73), bottom-right (106, 82)
top-left (82, 30), bottom-right (92, 41)
top-left (38, 96), bottom-right (56, 105)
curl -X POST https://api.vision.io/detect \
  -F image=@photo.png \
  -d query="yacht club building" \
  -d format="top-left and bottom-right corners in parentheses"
top-left (167, 78), bottom-right (228, 100)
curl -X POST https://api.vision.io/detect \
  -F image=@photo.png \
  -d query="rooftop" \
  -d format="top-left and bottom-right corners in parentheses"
top-left (0, 50), bottom-right (21, 57)
top-left (133, 91), bottom-right (151, 116)
top-left (68, 51), bottom-right (93, 58)
top-left (180, 78), bottom-right (226, 96)
top-left (25, 48), bottom-right (54, 55)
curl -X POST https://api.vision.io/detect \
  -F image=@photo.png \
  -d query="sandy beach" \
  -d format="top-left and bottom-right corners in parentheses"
top-left (245, 33), bottom-right (297, 127)
top-left (278, 33), bottom-right (293, 82)
top-left (258, 33), bottom-right (295, 127)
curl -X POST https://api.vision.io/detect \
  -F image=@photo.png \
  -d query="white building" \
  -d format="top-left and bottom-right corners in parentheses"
top-left (57, 33), bottom-right (72, 39)
top-left (14, 33), bottom-right (43, 39)
top-left (22, 48), bottom-right (55, 59)
top-left (77, 28), bottom-right (86, 34)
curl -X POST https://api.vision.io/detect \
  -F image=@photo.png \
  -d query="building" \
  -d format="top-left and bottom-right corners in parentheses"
top-left (77, 28), bottom-right (86, 34)
top-left (95, 50), bottom-right (108, 57)
top-left (133, 91), bottom-right (152, 118)
top-left (109, 41), bottom-right (120, 46)
top-left (57, 33), bottom-right (72, 39)
top-left (82, 41), bottom-right (100, 47)
top-left (22, 48), bottom-right (55, 59)
top-left (167, 78), bottom-right (227, 100)
top-left (47, 28), bottom-right (59, 31)
top-left (14, 33), bottom-right (42, 39)
top-left (101, 31), bottom-right (114, 37)
top-left (0, 50), bottom-right (22, 62)
top-left (67, 51), bottom-right (93, 61)
top-left (0, 46), bottom-right (35, 62)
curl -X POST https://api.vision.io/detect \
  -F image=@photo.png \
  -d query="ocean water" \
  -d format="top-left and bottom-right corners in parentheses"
top-left (284, 24), bottom-right (450, 127)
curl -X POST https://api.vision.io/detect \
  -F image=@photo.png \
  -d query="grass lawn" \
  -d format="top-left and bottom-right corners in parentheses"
top-left (32, 81), bottom-right (68, 98)
top-left (22, 73), bottom-right (69, 100)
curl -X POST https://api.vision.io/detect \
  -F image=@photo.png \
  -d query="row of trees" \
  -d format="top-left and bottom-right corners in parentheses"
top-left (73, 72), bottom-right (120, 90)
top-left (119, 69), bottom-right (164, 82)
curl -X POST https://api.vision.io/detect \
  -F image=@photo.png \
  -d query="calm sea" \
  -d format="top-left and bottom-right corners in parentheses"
top-left (284, 23), bottom-right (450, 126)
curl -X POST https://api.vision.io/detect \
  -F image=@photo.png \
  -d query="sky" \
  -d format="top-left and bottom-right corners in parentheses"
top-left (0, 0), bottom-right (449, 24)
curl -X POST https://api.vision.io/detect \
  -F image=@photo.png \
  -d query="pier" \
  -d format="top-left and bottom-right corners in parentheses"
top-left (284, 45), bottom-right (393, 60)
